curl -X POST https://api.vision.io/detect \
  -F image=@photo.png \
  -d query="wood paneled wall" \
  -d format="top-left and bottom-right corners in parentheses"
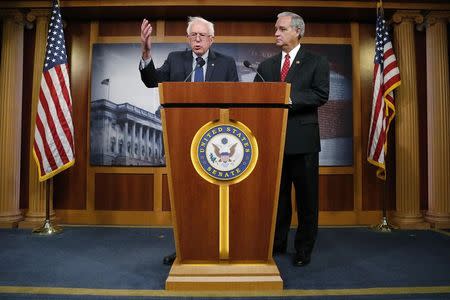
top-left (53, 22), bottom-right (90, 210)
top-left (18, 17), bottom-right (419, 226)
top-left (19, 25), bottom-right (35, 210)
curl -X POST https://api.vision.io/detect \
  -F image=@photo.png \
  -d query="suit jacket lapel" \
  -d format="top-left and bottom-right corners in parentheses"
top-left (285, 47), bottom-right (306, 83)
top-left (205, 50), bottom-right (216, 82)
top-left (272, 53), bottom-right (282, 82)
top-left (184, 50), bottom-right (193, 81)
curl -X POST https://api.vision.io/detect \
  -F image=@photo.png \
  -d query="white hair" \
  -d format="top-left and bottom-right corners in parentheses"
top-left (186, 16), bottom-right (215, 36)
top-left (277, 11), bottom-right (305, 38)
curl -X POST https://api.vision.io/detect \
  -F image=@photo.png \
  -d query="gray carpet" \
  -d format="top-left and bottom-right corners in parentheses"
top-left (1, 227), bottom-right (449, 299)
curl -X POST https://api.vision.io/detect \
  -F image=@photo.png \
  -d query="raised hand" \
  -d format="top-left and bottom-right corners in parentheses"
top-left (140, 19), bottom-right (153, 60)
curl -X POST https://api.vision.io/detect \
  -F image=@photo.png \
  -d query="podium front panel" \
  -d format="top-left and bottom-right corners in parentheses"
top-left (163, 106), bottom-right (286, 262)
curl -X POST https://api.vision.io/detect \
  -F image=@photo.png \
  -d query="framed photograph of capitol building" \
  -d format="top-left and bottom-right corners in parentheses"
top-left (89, 42), bottom-right (352, 167)
top-left (89, 43), bottom-right (185, 167)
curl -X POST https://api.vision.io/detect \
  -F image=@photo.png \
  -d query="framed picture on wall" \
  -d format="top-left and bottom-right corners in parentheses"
top-left (89, 43), bottom-right (352, 167)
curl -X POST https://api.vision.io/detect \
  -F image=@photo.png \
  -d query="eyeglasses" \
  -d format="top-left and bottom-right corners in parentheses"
top-left (187, 32), bottom-right (211, 39)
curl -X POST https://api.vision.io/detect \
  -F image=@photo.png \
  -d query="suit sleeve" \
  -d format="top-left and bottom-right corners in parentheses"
top-left (290, 55), bottom-right (330, 111)
top-left (139, 53), bottom-right (172, 88)
top-left (227, 58), bottom-right (239, 82)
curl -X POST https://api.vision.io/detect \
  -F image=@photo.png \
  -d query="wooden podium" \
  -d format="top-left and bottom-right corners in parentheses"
top-left (159, 82), bottom-right (290, 291)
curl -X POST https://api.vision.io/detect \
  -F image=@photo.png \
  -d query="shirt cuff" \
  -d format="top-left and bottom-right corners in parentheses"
top-left (139, 57), bottom-right (152, 70)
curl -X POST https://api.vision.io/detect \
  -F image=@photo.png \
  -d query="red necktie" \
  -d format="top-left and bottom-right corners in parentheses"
top-left (280, 53), bottom-right (290, 82)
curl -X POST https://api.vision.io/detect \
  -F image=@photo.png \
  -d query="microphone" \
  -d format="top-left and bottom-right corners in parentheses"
top-left (184, 57), bottom-right (206, 82)
top-left (243, 60), bottom-right (265, 82)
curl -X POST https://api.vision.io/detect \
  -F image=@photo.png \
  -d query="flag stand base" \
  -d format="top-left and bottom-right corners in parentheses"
top-left (372, 216), bottom-right (394, 233)
top-left (32, 219), bottom-right (63, 235)
top-left (32, 180), bottom-right (62, 236)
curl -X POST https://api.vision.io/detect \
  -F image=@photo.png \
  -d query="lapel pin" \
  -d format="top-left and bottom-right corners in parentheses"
top-left (211, 63), bottom-right (214, 66)
top-left (296, 61), bottom-right (300, 64)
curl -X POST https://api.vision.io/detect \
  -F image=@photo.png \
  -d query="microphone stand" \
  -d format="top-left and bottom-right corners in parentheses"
top-left (184, 58), bottom-right (205, 82)
top-left (243, 61), bottom-right (265, 82)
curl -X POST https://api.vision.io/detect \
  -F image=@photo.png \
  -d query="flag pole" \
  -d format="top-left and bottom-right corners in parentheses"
top-left (31, 0), bottom-right (72, 235)
top-left (372, 113), bottom-right (395, 233)
top-left (368, 0), bottom-right (401, 233)
top-left (32, 179), bottom-right (63, 235)
top-left (372, 171), bottom-right (394, 232)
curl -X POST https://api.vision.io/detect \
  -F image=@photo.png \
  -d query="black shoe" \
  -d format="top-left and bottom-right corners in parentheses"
top-left (272, 245), bottom-right (287, 255)
top-left (293, 251), bottom-right (311, 267)
top-left (163, 252), bottom-right (176, 265)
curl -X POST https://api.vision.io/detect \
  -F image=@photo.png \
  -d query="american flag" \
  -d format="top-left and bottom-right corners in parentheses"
top-left (367, 8), bottom-right (401, 180)
top-left (33, 0), bottom-right (75, 181)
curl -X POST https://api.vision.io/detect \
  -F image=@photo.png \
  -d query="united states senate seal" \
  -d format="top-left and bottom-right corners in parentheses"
top-left (191, 121), bottom-right (258, 185)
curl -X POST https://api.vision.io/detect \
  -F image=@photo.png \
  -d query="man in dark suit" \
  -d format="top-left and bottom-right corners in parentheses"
top-left (139, 16), bottom-right (239, 266)
top-left (255, 12), bottom-right (329, 267)
top-left (139, 16), bottom-right (238, 86)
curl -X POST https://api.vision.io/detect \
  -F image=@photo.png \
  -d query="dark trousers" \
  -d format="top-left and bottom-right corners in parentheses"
top-left (274, 152), bottom-right (319, 254)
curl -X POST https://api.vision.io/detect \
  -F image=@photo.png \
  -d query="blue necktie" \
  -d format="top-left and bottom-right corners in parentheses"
top-left (194, 57), bottom-right (204, 82)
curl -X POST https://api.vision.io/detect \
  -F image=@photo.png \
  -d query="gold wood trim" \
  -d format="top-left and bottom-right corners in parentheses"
top-left (218, 109), bottom-right (230, 260)
top-left (96, 36), bottom-right (140, 43)
top-left (55, 210), bottom-right (386, 226)
top-left (219, 109), bottom-right (229, 123)
top-left (290, 211), bottom-right (385, 226)
top-left (319, 211), bottom-right (383, 225)
top-left (2, 1), bottom-right (450, 10)
top-left (95, 36), bottom-right (351, 45)
top-left (319, 167), bottom-right (353, 174)
top-left (351, 22), bottom-right (362, 213)
top-left (55, 210), bottom-right (172, 225)
top-left (89, 167), bottom-right (167, 174)
top-left (86, 21), bottom-right (99, 212)
top-left (166, 258), bottom-right (282, 290)
top-left (156, 20), bottom-right (165, 37)
top-left (159, 105), bottom-right (181, 256)
top-left (169, 260), bottom-right (280, 275)
top-left (219, 185), bottom-right (229, 260)
top-left (1, 285), bottom-right (449, 297)
top-left (221, 37), bottom-right (352, 44)
top-left (268, 85), bottom-right (290, 259)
